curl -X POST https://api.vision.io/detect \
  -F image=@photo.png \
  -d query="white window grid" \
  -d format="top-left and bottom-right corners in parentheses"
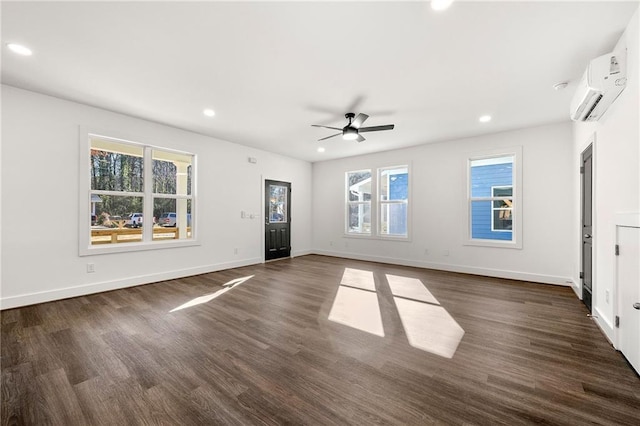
top-left (490, 185), bottom-right (513, 232)
top-left (80, 130), bottom-right (197, 255)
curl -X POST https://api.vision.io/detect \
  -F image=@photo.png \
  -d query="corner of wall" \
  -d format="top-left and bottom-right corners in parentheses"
top-left (570, 278), bottom-right (581, 299)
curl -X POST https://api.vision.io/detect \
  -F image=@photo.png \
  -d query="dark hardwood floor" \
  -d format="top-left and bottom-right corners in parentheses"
top-left (2, 255), bottom-right (639, 425)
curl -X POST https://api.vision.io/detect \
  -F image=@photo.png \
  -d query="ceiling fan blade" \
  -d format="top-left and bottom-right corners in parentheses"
top-left (356, 134), bottom-right (366, 143)
top-left (351, 113), bottom-right (369, 129)
top-left (311, 125), bottom-right (342, 131)
top-left (358, 124), bottom-right (395, 133)
top-left (318, 133), bottom-right (341, 141)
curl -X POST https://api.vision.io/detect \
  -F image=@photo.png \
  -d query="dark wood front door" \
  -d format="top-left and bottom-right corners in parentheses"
top-left (265, 180), bottom-right (291, 261)
top-left (581, 144), bottom-right (593, 312)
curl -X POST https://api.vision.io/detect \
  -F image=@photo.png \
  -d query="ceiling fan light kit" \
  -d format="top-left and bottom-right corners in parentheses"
top-left (312, 112), bottom-right (395, 143)
top-left (343, 127), bottom-right (359, 140)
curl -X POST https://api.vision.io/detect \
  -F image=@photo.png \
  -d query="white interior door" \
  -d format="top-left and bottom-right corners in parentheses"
top-left (617, 225), bottom-right (640, 374)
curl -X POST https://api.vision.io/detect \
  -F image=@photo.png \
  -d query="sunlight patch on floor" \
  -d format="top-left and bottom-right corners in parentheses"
top-left (340, 268), bottom-right (376, 291)
top-left (386, 274), bottom-right (439, 304)
top-left (327, 270), bottom-right (464, 357)
top-left (170, 275), bottom-right (254, 312)
top-left (328, 286), bottom-right (385, 337)
top-left (329, 268), bottom-right (384, 336)
top-left (390, 278), bottom-right (465, 359)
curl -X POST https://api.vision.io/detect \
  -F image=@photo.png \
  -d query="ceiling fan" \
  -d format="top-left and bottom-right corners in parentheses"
top-left (312, 113), bottom-right (395, 143)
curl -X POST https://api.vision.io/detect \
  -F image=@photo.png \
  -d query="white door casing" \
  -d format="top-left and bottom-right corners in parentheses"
top-left (617, 225), bottom-right (640, 375)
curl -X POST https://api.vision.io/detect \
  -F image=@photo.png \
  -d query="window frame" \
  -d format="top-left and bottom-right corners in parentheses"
top-left (465, 147), bottom-right (522, 249)
top-left (79, 129), bottom-right (198, 256)
top-left (345, 169), bottom-right (372, 236)
top-left (344, 164), bottom-right (411, 241)
top-left (377, 165), bottom-right (410, 239)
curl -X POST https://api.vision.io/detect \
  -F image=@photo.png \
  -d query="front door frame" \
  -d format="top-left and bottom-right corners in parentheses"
top-left (263, 179), bottom-right (291, 262)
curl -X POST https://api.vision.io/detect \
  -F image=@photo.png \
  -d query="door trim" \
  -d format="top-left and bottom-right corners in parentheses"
top-left (614, 213), bottom-right (640, 351)
top-left (263, 179), bottom-right (292, 262)
top-left (580, 139), bottom-right (594, 312)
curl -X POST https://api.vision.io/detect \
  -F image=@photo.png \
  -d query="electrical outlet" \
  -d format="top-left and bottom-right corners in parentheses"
top-left (234, 248), bottom-right (238, 255)
top-left (424, 248), bottom-right (429, 255)
top-left (605, 290), bottom-right (609, 303)
top-left (87, 263), bottom-right (95, 273)
top-left (443, 249), bottom-right (450, 256)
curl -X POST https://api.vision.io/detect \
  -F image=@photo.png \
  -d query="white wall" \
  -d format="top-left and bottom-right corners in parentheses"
top-left (312, 122), bottom-right (575, 285)
top-left (1, 85), bottom-right (312, 309)
top-left (573, 8), bottom-right (639, 341)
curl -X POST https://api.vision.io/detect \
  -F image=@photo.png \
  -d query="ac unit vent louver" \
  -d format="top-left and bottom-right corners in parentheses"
top-left (583, 94), bottom-right (604, 121)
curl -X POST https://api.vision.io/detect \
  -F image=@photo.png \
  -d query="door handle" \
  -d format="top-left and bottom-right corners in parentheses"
top-left (633, 302), bottom-right (640, 310)
top-left (584, 234), bottom-right (592, 239)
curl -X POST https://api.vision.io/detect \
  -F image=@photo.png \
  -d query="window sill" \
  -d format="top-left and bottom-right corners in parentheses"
top-left (343, 233), bottom-right (412, 242)
top-left (464, 238), bottom-right (522, 249)
top-left (79, 238), bottom-right (200, 256)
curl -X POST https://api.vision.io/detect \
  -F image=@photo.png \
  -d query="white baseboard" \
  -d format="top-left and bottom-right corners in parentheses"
top-left (570, 279), bottom-right (582, 299)
top-left (0, 257), bottom-right (262, 310)
top-left (292, 248), bottom-right (313, 257)
top-left (592, 306), bottom-right (615, 345)
top-left (312, 249), bottom-right (573, 286)
top-left (1, 250), bottom-right (575, 310)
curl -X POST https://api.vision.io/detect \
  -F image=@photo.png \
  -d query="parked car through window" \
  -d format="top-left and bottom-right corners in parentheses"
top-left (158, 212), bottom-right (191, 227)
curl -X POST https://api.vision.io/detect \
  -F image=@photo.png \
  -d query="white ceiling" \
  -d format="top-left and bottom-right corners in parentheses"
top-left (2, 1), bottom-right (638, 162)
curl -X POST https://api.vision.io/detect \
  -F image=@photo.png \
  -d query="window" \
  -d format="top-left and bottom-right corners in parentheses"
top-left (345, 165), bottom-right (410, 239)
top-left (467, 148), bottom-right (522, 248)
top-left (379, 166), bottom-right (409, 237)
top-left (346, 170), bottom-right (372, 235)
top-left (268, 184), bottom-right (288, 223)
top-left (81, 132), bottom-right (196, 255)
top-left (151, 149), bottom-right (193, 240)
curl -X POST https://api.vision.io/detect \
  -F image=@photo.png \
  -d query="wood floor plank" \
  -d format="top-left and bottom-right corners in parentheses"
top-left (2, 255), bottom-right (639, 425)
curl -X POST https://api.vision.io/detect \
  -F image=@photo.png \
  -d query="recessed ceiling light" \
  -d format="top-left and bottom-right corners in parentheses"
top-left (203, 108), bottom-right (215, 117)
top-left (317, 147), bottom-right (326, 153)
top-left (6, 43), bottom-right (32, 56)
top-left (553, 82), bottom-right (569, 91)
top-left (479, 115), bottom-right (492, 123)
top-left (431, 0), bottom-right (454, 11)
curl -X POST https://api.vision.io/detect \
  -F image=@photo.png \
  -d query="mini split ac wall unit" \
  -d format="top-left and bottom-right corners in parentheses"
top-left (570, 50), bottom-right (627, 122)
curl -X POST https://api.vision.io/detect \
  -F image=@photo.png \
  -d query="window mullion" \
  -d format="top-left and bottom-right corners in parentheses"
top-left (470, 196), bottom-right (512, 202)
top-left (372, 171), bottom-right (379, 236)
top-left (90, 189), bottom-right (144, 197)
top-left (153, 193), bottom-right (193, 200)
top-left (142, 146), bottom-right (153, 242)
